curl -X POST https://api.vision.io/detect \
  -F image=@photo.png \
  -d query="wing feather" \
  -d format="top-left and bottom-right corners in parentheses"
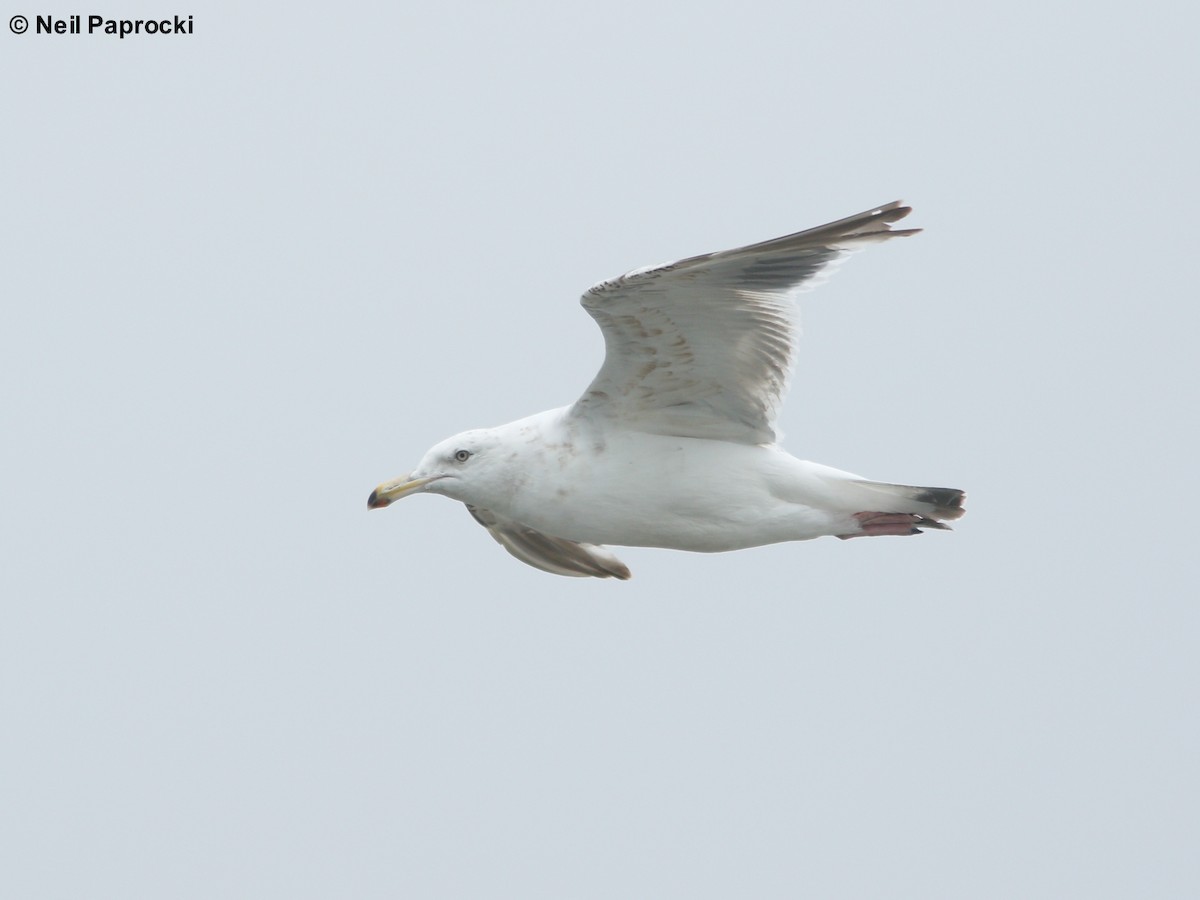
top-left (466, 505), bottom-right (632, 580)
top-left (572, 200), bottom-right (920, 444)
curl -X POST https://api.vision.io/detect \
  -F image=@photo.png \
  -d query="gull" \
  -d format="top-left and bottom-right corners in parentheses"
top-left (368, 201), bottom-right (964, 579)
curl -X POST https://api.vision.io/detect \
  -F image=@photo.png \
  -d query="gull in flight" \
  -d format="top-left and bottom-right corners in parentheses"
top-left (369, 201), bottom-right (964, 579)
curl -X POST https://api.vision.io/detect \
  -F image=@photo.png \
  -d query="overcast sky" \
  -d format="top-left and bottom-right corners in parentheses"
top-left (3, 1), bottom-right (1198, 897)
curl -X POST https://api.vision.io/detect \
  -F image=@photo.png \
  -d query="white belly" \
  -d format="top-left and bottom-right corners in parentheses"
top-left (499, 428), bottom-right (856, 551)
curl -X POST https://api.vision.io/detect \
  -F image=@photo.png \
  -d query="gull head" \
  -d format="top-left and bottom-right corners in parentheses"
top-left (367, 428), bottom-right (507, 510)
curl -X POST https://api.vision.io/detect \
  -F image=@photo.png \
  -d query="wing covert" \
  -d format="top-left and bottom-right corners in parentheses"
top-left (570, 200), bottom-right (920, 444)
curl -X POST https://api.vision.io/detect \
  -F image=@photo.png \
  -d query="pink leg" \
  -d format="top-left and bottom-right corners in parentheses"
top-left (837, 512), bottom-right (925, 540)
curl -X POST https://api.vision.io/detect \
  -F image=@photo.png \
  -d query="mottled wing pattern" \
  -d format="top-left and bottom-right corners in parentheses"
top-left (466, 505), bottom-right (632, 580)
top-left (572, 201), bottom-right (920, 444)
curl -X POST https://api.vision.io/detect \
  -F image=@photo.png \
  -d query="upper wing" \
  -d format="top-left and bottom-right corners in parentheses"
top-left (466, 505), bottom-right (632, 580)
top-left (570, 201), bottom-right (920, 444)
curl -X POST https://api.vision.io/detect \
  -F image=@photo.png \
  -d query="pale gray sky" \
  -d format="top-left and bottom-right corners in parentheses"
top-left (3, 1), bottom-right (1197, 897)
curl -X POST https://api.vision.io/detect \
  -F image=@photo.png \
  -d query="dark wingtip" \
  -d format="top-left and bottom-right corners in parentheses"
top-left (914, 487), bottom-right (966, 520)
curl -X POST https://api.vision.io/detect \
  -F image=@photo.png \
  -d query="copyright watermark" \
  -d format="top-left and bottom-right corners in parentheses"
top-left (9, 13), bottom-right (194, 38)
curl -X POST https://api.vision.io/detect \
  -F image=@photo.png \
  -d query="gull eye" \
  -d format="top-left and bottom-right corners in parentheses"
top-left (453, 449), bottom-right (472, 462)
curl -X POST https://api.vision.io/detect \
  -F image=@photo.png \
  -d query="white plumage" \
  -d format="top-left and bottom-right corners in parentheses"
top-left (369, 201), bottom-right (964, 579)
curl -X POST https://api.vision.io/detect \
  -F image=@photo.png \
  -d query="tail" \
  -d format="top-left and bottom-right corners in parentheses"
top-left (847, 480), bottom-right (966, 530)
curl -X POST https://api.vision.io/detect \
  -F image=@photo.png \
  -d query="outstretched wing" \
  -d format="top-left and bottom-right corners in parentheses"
top-left (466, 505), bottom-right (631, 580)
top-left (571, 201), bottom-right (920, 444)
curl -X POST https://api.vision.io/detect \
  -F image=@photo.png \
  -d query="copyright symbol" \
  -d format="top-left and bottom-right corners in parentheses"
top-left (9, 14), bottom-right (28, 33)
